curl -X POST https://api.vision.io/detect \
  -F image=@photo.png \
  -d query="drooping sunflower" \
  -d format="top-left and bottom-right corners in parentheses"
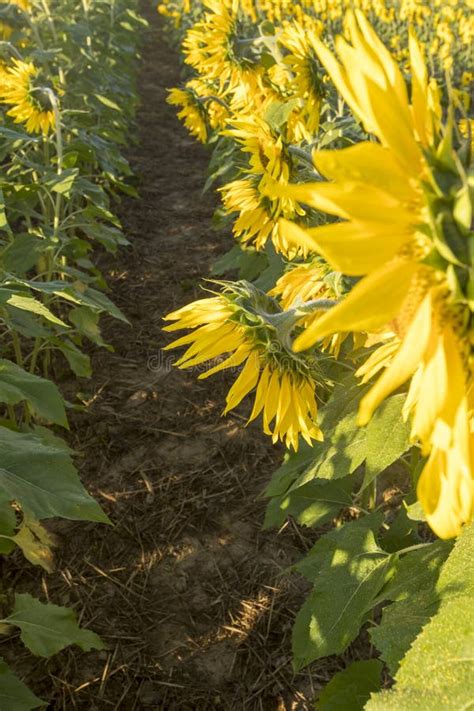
top-left (221, 115), bottom-right (304, 254)
top-left (0, 59), bottom-right (55, 134)
top-left (277, 18), bottom-right (324, 142)
top-left (167, 85), bottom-right (209, 143)
top-left (273, 10), bottom-right (473, 539)
top-left (163, 283), bottom-right (323, 450)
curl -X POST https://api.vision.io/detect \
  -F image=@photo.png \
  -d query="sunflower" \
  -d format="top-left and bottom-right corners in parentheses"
top-left (220, 176), bottom-right (304, 254)
top-left (182, 0), bottom-right (263, 96)
top-left (221, 115), bottom-right (304, 254)
top-left (0, 59), bottom-right (55, 134)
top-left (277, 18), bottom-right (324, 142)
top-left (167, 86), bottom-right (209, 143)
top-left (163, 283), bottom-right (323, 450)
top-left (272, 10), bottom-right (473, 538)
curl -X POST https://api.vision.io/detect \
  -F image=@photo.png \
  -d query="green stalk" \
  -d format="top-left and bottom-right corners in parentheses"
top-left (39, 0), bottom-right (57, 41)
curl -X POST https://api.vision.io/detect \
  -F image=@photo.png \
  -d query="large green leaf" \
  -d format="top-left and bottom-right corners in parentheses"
top-left (0, 359), bottom-right (67, 427)
top-left (286, 380), bottom-right (371, 492)
top-left (263, 476), bottom-right (353, 530)
top-left (264, 444), bottom-right (315, 498)
top-left (69, 306), bottom-right (109, 348)
top-left (369, 541), bottom-right (452, 673)
top-left (2, 235), bottom-right (43, 274)
top-left (363, 395), bottom-right (411, 489)
top-left (4, 293), bottom-right (67, 328)
top-left (292, 515), bottom-right (391, 668)
top-left (9, 279), bottom-right (128, 323)
top-left (317, 660), bottom-right (383, 711)
top-left (53, 338), bottom-right (92, 377)
top-left (0, 659), bottom-right (44, 710)
top-left (366, 525), bottom-right (474, 710)
top-left (3, 594), bottom-right (104, 658)
top-left (0, 427), bottom-right (109, 522)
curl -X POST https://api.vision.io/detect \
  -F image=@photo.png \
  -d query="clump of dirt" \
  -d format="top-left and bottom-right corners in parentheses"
top-left (0, 4), bottom-right (359, 709)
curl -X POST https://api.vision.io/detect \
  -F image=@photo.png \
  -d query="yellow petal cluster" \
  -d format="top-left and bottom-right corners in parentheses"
top-left (0, 60), bottom-right (55, 135)
top-left (163, 294), bottom-right (322, 450)
top-left (273, 10), bottom-right (473, 538)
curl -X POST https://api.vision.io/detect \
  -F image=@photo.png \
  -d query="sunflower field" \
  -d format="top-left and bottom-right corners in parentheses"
top-left (0, 0), bottom-right (147, 705)
top-left (0, 0), bottom-right (472, 706)
top-left (159, 0), bottom-right (474, 707)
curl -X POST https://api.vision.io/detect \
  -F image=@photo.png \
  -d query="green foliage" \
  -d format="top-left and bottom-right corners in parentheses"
top-left (292, 515), bottom-right (392, 669)
top-left (263, 476), bottom-right (353, 530)
top-left (369, 541), bottom-right (452, 673)
top-left (267, 379), bottom-right (411, 500)
top-left (0, 659), bottom-right (44, 710)
top-left (2, 594), bottom-right (104, 658)
top-left (0, 359), bottom-right (67, 426)
top-left (367, 525), bottom-right (474, 710)
top-left (0, 427), bottom-right (109, 522)
top-left (317, 660), bottom-right (383, 711)
top-left (363, 394), bottom-right (411, 489)
top-left (0, 0), bottom-right (145, 700)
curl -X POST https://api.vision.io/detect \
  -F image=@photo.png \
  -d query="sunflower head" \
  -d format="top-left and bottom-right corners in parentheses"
top-left (0, 59), bottom-right (55, 135)
top-left (163, 280), bottom-right (324, 449)
top-left (167, 85), bottom-right (209, 142)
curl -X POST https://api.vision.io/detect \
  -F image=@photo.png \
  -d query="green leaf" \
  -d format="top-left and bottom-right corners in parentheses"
top-left (264, 444), bottom-right (315, 498)
top-left (5, 293), bottom-right (67, 328)
top-left (363, 395), bottom-right (411, 488)
top-left (43, 169), bottom-right (78, 197)
top-left (290, 412), bottom-right (366, 490)
top-left (0, 659), bottom-right (44, 710)
top-left (4, 594), bottom-right (104, 658)
top-left (211, 244), bottom-right (268, 281)
top-left (264, 99), bottom-right (300, 131)
top-left (317, 660), bottom-right (383, 710)
top-left (292, 515), bottom-right (391, 668)
top-left (94, 94), bottom-right (121, 112)
top-left (0, 427), bottom-right (109, 522)
top-left (263, 476), bottom-right (353, 530)
top-left (69, 306), bottom-right (109, 348)
top-left (82, 223), bottom-right (129, 253)
top-left (0, 359), bottom-right (68, 427)
top-left (287, 378), bottom-right (371, 492)
top-left (2, 235), bottom-right (43, 274)
top-left (380, 507), bottom-right (420, 553)
top-left (0, 493), bottom-right (16, 554)
top-left (367, 525), bottom-right (474, 710)
top-left (0, 188), bottom-right (11, 234)
top-left (370, 541), bottom-right (452, 673)
top-left (53, 338), bottom-right (92, 377)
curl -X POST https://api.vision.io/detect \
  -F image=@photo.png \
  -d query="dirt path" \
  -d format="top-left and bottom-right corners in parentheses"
top-left (2, 6), bottom-right (326, 710)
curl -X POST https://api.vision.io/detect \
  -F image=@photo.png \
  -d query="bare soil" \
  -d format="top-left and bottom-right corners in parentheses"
top-left (0, 5), bottom-right (358, 709)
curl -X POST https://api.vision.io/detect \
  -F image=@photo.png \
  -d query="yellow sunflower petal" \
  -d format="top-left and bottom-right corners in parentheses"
top-left (293, 260), bottom-right (418, 352)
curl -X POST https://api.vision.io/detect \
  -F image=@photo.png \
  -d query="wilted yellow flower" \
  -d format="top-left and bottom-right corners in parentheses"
top-left (272, 10), bottom-right (473, 538)
top-left (0, 60), bottom-right (55, 135)
top-left (278, 18), bottom-right (323, 141)
top-left (163, 286), bottom-right (323, 450)
top-left (167, 86), bottom-right (209, 142)
top-left (222, 115), bottom-right (304, 254)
